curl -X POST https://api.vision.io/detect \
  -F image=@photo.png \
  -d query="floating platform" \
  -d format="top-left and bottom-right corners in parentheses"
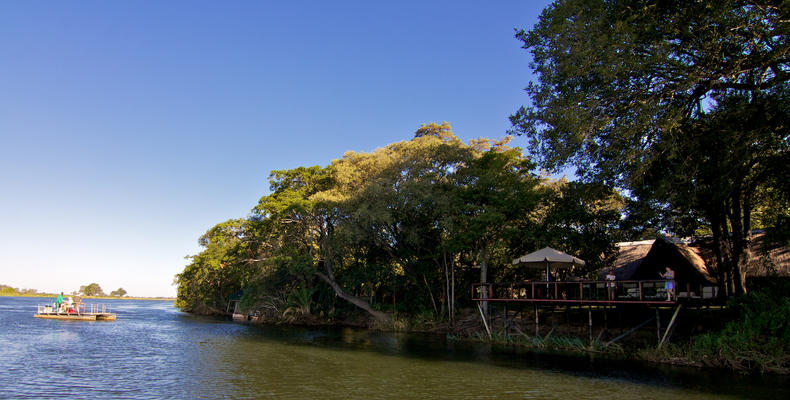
top-left (34, 304), bottom-right (117, 321)
top-left (34, 313), bottom-right (116, 321)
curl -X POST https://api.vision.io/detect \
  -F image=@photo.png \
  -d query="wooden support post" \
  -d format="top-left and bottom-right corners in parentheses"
top-left (605, 316), bottom-right (656, 346)
top-left (656, 308), bottom-right (662, 343)
top-left (534, 304), bottom-right (539, 337)
top-left (477, 302), bottom-right (492, 339)
top-left (639, 281), bottom-right (644, 301)
top-left (658, 304), bottom-right (683, 349)
top-left (487, 301), bottom-right (492, 331)
top-left (588, 306), bottom-right (593, 344)
top-left (504, 303), bottom-right (509, 334)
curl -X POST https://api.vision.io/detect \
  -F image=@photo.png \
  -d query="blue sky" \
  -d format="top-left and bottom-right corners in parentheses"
top-left (0, 0), bottom-right (553, 297)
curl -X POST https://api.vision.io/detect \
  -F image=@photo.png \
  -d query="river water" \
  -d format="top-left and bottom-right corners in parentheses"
top-left (0, 296), bottom-right (786, 399)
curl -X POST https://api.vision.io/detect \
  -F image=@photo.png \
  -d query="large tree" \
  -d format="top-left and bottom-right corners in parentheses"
top-left (79, 283), bottom-right (106, 297)
top-left (175, 219), bottom-right (257, 313)
top-left (175, 124), bottom-right (623, 322)
top-left (512, 0), bottom-right (790, 295)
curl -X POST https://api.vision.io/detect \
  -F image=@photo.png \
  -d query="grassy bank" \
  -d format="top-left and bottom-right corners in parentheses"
top-left (452, 283), bottom-right (790, 374)
top-left (81, 295), bottom-right (175, 301)
top-left (0, 292), bottom-right (174, 301)
top-left (235, 283), bottom-right (790, 375)
top-left (637, 282), bottom-right (790, 374)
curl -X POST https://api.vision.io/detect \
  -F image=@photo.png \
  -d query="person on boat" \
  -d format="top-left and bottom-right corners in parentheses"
top-left (54, 292), bottom-right (64, 313)
top-left (659, 267), bottom-right (675, 301)
top-left (606, 268), bottom-right (616, 300)
top-left (65, 296), bottom-right (74, 313)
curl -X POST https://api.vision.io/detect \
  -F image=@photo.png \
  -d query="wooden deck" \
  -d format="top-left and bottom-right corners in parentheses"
top-left (471, 280), bottom-right (717, 344)
top-left (33, 313), bottom-right (116, 321)
top-left (472, 279), bottom-right (719, 306)
top-left (34, 304), bottom-right (117, 321)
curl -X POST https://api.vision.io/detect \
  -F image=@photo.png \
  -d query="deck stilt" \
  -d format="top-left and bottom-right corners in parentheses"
top-left (605, 316), bottom-right (656, 346)
top-left (477, 302), bottom-right (492, 339)
top-left (656, 308), bottom-right (662, 343)
top-left (658, 304), bottom-right (682, 349)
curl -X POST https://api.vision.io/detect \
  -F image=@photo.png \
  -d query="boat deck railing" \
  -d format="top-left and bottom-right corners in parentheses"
top-left (37, 303), bottom-right (112, 315)
top-left (472, 280), bottom-right (719, 305)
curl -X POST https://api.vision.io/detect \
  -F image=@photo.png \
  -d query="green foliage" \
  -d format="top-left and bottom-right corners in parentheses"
top-left (472, 329), bottom-right (608, 353)
top-left (109, 288), bottom-right (127, 297)
top-left (79, 283), bottom-right (106, 297)
top-left (534, 181), bottom-right (623, 276)
top-left (512, 0), bottom-right (790, 295)
top-left (0, 286), bottom-right (20, 296)
top-left (175, 218), bottom-right (259, 313)
top-left (283, 286), bottom-right (316, 317)
top-left (174, 123), bottom-right (625, 324)
top-left (652, 282), bottom-right (790, 373)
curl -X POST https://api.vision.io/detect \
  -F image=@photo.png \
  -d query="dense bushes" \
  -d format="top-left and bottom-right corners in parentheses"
top-left (174, 126), bottom-right (624, 323)
top-left (653, 281), bottom-right (790, 373)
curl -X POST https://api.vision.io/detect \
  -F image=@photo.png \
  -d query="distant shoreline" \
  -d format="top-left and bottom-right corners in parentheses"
top-left (0, 293), bottom-right (175, 301)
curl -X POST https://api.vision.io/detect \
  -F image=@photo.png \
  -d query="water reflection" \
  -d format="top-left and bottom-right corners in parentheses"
top-left (0, 296), bottom-right (787, 399)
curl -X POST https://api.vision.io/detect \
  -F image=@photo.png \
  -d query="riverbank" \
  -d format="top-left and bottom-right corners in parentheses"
top-left (229, 283), bottom-right (789, 375)
top-left (237, 311), bottom-right (790, 375)
top-left (82, 295), bottom-right (175, 301)
top-left (0, 292), bottom-right (174, 301)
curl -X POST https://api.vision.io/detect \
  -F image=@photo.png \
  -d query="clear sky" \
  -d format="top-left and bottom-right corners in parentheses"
top-left (0, 0), bottom-right (553, 297)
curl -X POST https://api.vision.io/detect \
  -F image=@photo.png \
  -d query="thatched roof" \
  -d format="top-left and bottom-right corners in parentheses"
top-left (691, 232), bottom-right (790, 278)
top-left (613, 241), bottom-right (653, 266)
top-left (608, 237), bottom-right (715, 284)
top-left (605, 240), bottom-right (652, 280)
top-left (609, 232), bottom-right (790, 283)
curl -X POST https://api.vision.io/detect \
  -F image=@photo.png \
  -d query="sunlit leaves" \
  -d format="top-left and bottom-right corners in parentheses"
top-left (176, 123), bottom-right (626, 316)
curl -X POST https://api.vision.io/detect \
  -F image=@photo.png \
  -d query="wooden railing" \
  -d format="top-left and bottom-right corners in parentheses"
top-left (472, 280), bottom-right (718, 303)
top-left (37, 303), bottom-right (111, 315)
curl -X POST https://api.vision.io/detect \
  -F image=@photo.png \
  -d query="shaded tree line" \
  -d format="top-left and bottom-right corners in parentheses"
top-left (174, 124), bottom-right (623, 324)
top-left (175, 0), bottom-right (789, 324)
top-left (511, 0), bottom-right (789, 296)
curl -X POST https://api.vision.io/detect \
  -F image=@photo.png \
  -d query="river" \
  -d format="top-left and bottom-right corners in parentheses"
top-left (0, 296), bottom-right (786, 399)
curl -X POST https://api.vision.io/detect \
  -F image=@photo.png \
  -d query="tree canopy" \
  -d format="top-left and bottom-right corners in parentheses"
top-left (79, 283), bottom-right (106, 297)
top-left (174, 124), bottom-right (623, 324)
top-left (511, 0), bottom-right (790, 295)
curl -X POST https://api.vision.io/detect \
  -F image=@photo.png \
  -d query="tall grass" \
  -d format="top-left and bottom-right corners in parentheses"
top-left (644, 281), bottom-right (790, 373)
top-left (463, 329), bottom-right (617, 353)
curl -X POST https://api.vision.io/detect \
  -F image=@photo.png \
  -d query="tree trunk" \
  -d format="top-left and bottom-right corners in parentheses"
top-left (710, 208), bottom-right (731, 298)
top-left (728, 191), bottom-right (747, 295)
top-left (443, 255), bottom-right (449, 321)
top-left (423, 273), bottom-right (438, 315)
top-left (741, 192), bottom-right (752, 293)
top-left (316, 229), bottom-right (391, 323)
top-left (451, 256), bottom-right (455, 327)
top-left (445, 250), bottom-right (455, 327)
top-left (479, 244), bottom-right (489, 319)
top-left (315, 271), bottom-right (392, 323)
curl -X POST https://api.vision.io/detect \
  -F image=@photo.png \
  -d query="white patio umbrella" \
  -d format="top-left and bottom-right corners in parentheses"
top-left (512, 247), bottom-right (586, 282)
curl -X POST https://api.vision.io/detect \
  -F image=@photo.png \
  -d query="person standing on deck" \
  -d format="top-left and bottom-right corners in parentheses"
top-left (605, 268), bottom-right (616, 301)
top-left (54, 292), bottom-right (64, 313)
top-left (659, 267), bottom-right (675, 301)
